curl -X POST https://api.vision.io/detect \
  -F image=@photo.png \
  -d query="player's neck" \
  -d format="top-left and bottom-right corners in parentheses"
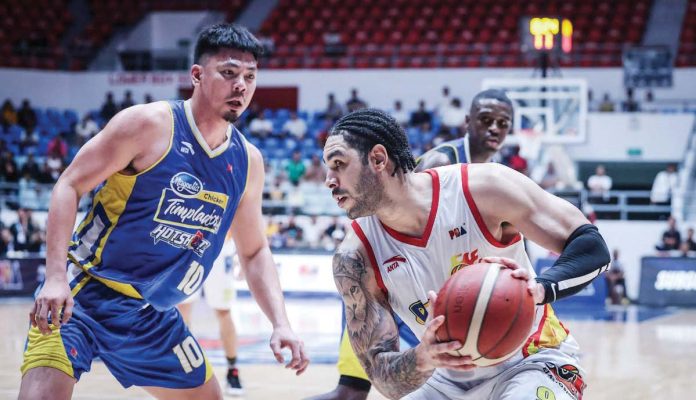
top-left (376, 173), bottom-right (432, 237)
top-left (189, 97), bottom-right (229, 148)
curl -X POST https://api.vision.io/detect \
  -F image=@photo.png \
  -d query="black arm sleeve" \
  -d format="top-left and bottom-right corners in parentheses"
top-left (535, 224), bottom-right (611, 304)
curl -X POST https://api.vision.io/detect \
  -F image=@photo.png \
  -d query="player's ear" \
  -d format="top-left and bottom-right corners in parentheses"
top-left (191, 64), bottom-right (203, 86)
top-left (370, 144), bottom-right (388, 172)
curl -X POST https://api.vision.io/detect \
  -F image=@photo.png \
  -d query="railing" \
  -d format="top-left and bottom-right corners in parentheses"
top-left (0, 182), bottom-right (669, 220)
top-left (580, 190), bottom-right (672, 220)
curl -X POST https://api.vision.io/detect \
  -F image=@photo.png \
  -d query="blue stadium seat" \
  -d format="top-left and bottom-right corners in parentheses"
top-left (264, 137), bottom-right (280, 150)
top-left (271, 147), bottom-right (287, 160)
top-left (284, 137), bottom-right (298, 151)
top-left (301, 137), bottom-right (315, 150)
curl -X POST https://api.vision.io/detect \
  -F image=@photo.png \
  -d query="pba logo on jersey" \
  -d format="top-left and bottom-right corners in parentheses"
top-left (383, 255), bottom-right (407, 273)
top-left (409, 299), bottom-right (430, 325)
top-left (153, 172), bottom-right (229, 233)
top-left (544, 362), bottom-right (586, 399)
top-left (448, 223), bottom-right (467, 240)
top-left (150, 224), bottom-right (211, 256)
top-left (449, 249), bottom-right (480, 275)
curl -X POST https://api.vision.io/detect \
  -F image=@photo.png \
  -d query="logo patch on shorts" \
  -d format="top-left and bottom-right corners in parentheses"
top-left (69, 347), bottom-right (78, 358)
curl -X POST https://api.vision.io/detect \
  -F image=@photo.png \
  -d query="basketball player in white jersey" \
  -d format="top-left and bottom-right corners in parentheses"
top-left (178, 230), bottom-right (243, 396)
top-left (322, 109), bottom-right (610, 400)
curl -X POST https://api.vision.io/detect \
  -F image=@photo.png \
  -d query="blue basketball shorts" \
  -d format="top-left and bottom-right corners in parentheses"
top-left (21, 271), bottom-right (214, 388)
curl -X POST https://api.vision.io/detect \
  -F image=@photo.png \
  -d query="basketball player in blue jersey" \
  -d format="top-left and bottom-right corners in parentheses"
top-left (309, 90), bottom-right (515, 400)
top-left (322, 109), bottom-right (610, 400)
top-left (19, 24), bottom-right (308, 400)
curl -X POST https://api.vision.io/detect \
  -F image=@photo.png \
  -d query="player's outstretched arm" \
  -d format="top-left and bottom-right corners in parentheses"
top-left (32, 103), bottom-right (170, 334)
top-left (468, 163), bottom-right (611, 304)
top-left (230, 143), bottom-right (309, 375)
top-left (334, 233), bottom-right (472, 400)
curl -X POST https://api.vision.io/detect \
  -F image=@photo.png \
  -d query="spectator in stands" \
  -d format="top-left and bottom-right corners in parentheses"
top-left (285, 150), bottom-right (306, 186)
top-left (281, 216), bottom-right (304, 248)
top-left (304, 154), bottom-right (327, 184)
top-left (282, 111), bottom-right (308, 140)
top-left (435, 86), bottom-right (451, 117)
top-left (539, 163), bottom-right (560, 190)
top-left (9, 208), bottom-right (38, 252)
top-left (99, 92), bottom-right (119, 122)
top-left (440, 97), bottom-right (467, 136)
top-left (650, 163), bottom-right (679, 205)
top-left (144, 93), bottom-right (154, 104)
top-left (409, 100), bottom-right (432, 127)
top-left (324, 93), bottom-right (344, 122)
top-left (323, 216), bottom-right (343, 242)
top-left (47, 132), bottom-right (69, 160)
top-left (19, 128), bottom-right (39, 155)
top-left (249, 110), bottom-right (274, 138)
top-left (587, 164), bottom-right (612, 201)
top-left (505, 145), bottom-right (528, 176)
top-left (656, 216), bottom-right (681, 251)
top-left (642, 90), bottom-right (657, 112)
top-left (120, 90), bottom-right (135, 110)
top-left (1, 100), bottom-right (17, 129)
top-left (75, 114), bottom-right (100, 146)
top-left (606, 249), bottom-right (627, 305)
top-left (0, 227), bottom-right (12, 256)
top-left (684, 227), bottom-right (696, 251)
top-left (0, 151), bottom-right (19, 184)
top-left (598, 93), bottom-right (615, 112)
top-left (37, 160), bottom-right (55, 184)
top-left (300, 216), bottom-right (323, 249)
top-left (623, 88), bottom-right (640, 112)
top-left (20, 154), bottom-right (41, 182)
top-left (17, 99), bottom-right (37, 132)
top-left (46, 152), bottom-right (64, 182)
top-left (679, 241), bottom-right (694, 258)
top-left (390, 100), bottom-right (409, 127)
top-left (345, 88), bottom-right (367, 113)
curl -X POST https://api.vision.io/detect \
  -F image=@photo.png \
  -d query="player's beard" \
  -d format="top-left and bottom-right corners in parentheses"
top-left (223, 110), bottom-right (239, 123)
top-left (346, 165), bottom-right (383, 219)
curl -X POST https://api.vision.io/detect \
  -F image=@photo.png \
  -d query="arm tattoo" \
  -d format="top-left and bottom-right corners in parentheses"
top-left (333, 250), bottom-right (432, 399)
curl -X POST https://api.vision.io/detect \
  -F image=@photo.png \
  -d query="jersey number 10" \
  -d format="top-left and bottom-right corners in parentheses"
top-left (177, 261), bottom-right (204, 295)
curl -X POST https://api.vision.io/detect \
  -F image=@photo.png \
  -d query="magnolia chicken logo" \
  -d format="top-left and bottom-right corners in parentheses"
top-left (383, 255), bottom-right (407, 273)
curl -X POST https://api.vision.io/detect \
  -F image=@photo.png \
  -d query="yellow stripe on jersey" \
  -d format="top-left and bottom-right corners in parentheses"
top-left (523, 304), bottom-right (569, 356)
top-left (237, 135), bottom-right (252, 205)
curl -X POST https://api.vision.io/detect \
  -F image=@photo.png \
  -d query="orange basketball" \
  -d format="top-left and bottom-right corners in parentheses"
top-left (433, 262), bottom-right (536, 366)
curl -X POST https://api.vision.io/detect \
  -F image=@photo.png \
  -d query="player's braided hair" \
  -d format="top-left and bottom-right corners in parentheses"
top-left (329, 108), bottom-right (416, 176)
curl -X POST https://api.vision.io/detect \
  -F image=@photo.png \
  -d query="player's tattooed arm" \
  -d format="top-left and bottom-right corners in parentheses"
top-left (333, 244), bottom-right (431, 399)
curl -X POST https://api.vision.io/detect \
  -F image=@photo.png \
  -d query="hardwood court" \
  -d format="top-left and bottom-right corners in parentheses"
top-left (1, 298), bottom-right (694, 399)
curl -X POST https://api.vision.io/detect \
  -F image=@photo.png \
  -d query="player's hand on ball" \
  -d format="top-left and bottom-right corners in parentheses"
top-left (269, 325), bottom-right (310, 375)
top-left (30, 276), bottom-right (74, 335)
top-left (415, 290), bottom-right (476, 372)
top-left (482, 256), bottom-right (545, 304)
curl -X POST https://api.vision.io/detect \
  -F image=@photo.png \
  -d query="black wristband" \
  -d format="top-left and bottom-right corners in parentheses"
top-left (535, 224), bottom-right (610, 304)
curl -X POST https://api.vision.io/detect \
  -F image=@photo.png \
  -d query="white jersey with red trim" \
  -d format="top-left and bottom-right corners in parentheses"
top-left (351, 163), bottom-right (580, 387)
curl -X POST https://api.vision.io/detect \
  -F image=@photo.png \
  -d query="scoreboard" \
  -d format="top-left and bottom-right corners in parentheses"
top-left (520, 16), bottom-right (573, 54)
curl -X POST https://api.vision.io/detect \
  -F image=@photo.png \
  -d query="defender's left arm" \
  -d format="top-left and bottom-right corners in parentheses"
top-left (230, 143), bottom-right (309, 374)
top-left (468, 163), bottom-right (611, 304)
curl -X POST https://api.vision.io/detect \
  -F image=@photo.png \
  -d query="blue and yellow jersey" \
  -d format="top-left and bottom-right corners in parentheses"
top-left (68, 100), bottom-right (249, 311)
top-left (416, 136), bottom-right (470, 166)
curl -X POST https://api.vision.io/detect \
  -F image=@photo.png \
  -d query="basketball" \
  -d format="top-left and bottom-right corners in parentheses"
top-left (433, 262), bottom-right (536, 367)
